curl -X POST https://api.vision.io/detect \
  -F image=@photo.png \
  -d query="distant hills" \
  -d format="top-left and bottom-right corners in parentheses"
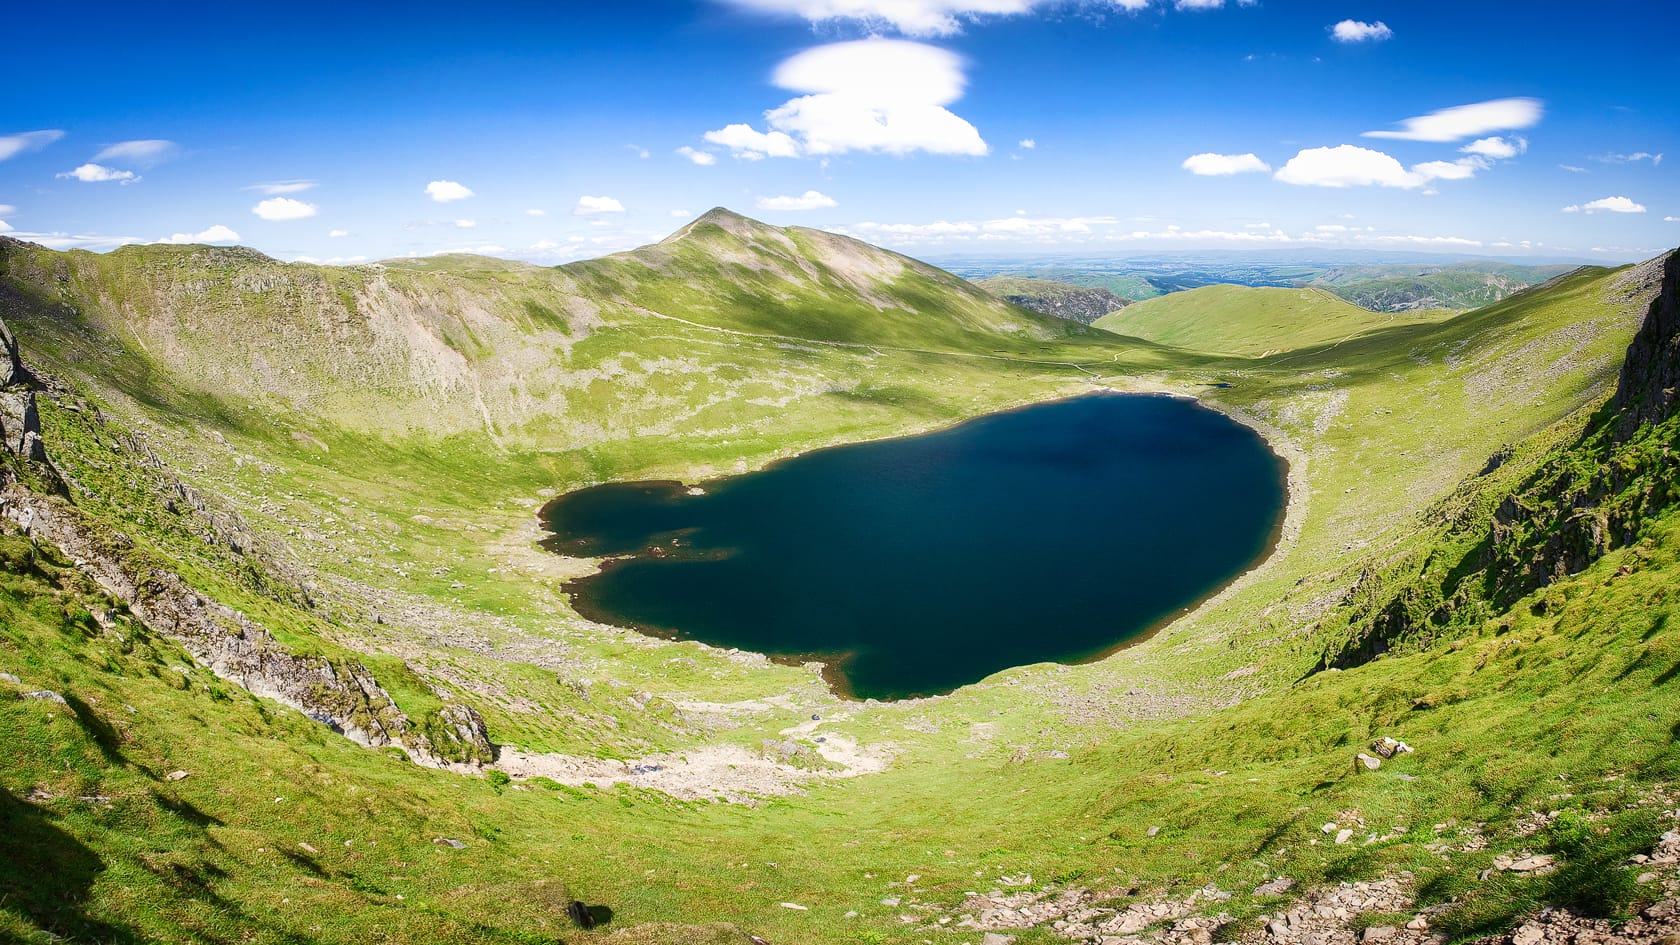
top-left (957, 257), bottom-right (1576, 313)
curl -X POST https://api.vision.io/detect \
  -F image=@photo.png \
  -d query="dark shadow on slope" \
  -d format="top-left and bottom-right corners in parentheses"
top-left (0, 787), bottom-right (141, 944)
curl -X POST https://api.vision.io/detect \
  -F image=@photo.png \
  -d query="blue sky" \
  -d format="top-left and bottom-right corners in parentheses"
top-left (2, 0), bottom-right (1675, 264)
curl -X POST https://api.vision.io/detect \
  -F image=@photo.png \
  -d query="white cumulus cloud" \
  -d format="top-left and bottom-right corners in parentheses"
top-left (768, 39), bottom-right (988, 157)
top-left (703, 124), bottom-right (800, 160)
top-left (756, 190), bottom-right (839, 211)
top-left (1274, 144), bottom-right (1489, 189)
top-left (1018, 138), bottom-right (1036, 149)
top-left (1181, 152), bottom-right (1270, 175)
top-left (1331, 19), bottom-right (1391, 42)
top-left (1364, 97), bottom-right (1543, 143)
top-left (94, 139), bottom-right (177, 164)
top-left (425, 180), bottom-right (474, 202)
top-left (329, 229), bottom-right (350, 237)
top-left (0, 130), bottom-right (65, 161)
top-left (574, 195), bottom-right (625, 215)
top-left (252, 197), bottom-right (319, 221)
top-left (1561, 196), bottom-right (1647, 214)
top-left (57, 163), bottom-right (137, 183)
top-left (156, 224), bottom-right (241, 245)
top-left (698, 40), bottom-right (991, 160)
top-left (1461, 136), bottom-right (1526, 159)
top-left (677, 145), bottom-right (719, 165)
top-left (0, 220), bottom-right (11, 233)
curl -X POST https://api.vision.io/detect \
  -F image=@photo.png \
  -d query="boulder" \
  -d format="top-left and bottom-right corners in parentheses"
top-left (1356, 753), bottom-right (1382, 771)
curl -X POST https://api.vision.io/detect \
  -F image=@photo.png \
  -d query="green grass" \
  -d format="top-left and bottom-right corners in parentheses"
top-left (1, 223), bottom-right (1676, 944)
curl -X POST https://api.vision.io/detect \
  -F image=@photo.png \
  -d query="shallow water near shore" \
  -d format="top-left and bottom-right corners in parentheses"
top-left (542, 392), bottom-right (1287, 700)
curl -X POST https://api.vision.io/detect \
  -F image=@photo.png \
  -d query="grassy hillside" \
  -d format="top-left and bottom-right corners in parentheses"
top-left (1093, 283), bottom-right (1450, 357)
top-left (2, 215), bottom-right (1677, 944)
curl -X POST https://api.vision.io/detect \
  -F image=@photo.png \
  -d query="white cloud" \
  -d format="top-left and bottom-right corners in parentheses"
top-left (252, 197), bottom-right (319, 220)
top-left (767, 39), bottom-right (988, 157)
top-left (1666, 216), bottom-right (1679, 223)
top-left (1593, 151), bottom-right (1663, 166)
top-left (454, 219), bottom-right (477, 229)
top-left (1273, 145), bottom-right (1414, 188)
top-left (677, 145), bottom-right (719, 165)
top-left (1176, 0), bottom-right (1223, 9)
top-left (756, 190), bottom-right (839, 211)
top-left (329, 228), bottom-right (350, 237)
top-left (1363, 97), bottom-right (1543, 142)
top-left (1411, 158), bottom-right (1482, 182)
top-left (1559, 164), bottom-right (1588, 173)
top-left (703, 124), bottom-right (800, 160)
top-left (94, 139), bottom-right (177, 164)
top-left (425, 180), bottom-right (474, 202)
top-left (671, 209), bottom-right (692, 218)
top-left (245, 180), bottom-right (317, 195)
top-left (574, 195), bottom-right (626, 215)
top-left (57, 163), bottom-right (137, 183)
top-left (0, 130), bottom-right (65, 161)
top-left (1561, 196), bottom-right (1647, 214)
top-left (0, 205), bottom-right (15, 216)
top-left (0, 220), bottom-right (10, 233)
top-left (1330, 19), bottom-right (1391, 42)
top-left (699, 40), bottom-right (990, 160)
top-left (156, 224), bottom-right (241, 245)
top-left (1181, 152), bottom-right (1270, 175)
top-left (1461, 136), bottom-right (1526, 159)
top-left (627, 144), bottom-right (651, 159)
top-left (1018, 138), bottom-right (1036, 149)
top-left (1243, 222), bottom-right (1272, 229)
top-left (525, 208), bottom-right (546, 216)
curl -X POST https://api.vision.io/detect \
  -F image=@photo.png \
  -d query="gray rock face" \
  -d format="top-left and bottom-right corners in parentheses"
top-left (0, 315), bottom-right (22, 387)
top-left (1615, 249), bottom-right (1680, 438)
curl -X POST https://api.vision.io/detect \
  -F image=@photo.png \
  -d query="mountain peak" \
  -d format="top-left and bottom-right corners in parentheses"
top-left (662, 206), bottom-right (773, 244)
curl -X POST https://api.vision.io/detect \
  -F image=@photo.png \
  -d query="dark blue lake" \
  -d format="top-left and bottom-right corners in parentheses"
top-left (542, 392), bottom-right (1286, 700)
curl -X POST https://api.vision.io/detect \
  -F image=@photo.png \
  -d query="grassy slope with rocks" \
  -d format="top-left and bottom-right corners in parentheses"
top-left (1, 212), bottom-right (1677, 945)
top-left (1308, 262), bottom-right (1576, 313)
top-left (971, 276), bottom-right (1129, 324)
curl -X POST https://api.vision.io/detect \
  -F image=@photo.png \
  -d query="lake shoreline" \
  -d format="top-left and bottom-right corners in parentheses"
top-left (536, 388), bottom-right (1295, 702)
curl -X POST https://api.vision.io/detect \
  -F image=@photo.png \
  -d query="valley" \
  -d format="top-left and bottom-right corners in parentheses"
top-left (1, 211), bottom-right (1677, 945)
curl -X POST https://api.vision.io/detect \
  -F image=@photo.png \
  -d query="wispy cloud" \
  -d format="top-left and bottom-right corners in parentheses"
top-left (1330, 19), bottom-right (1391, 42)
top-left (574, 195), bottom-right (626, 215)
top-left (1363, 97), bottom-right (1542, 142)
top-left (94, 139), bottom-right (177, 164)
top-left (252, 197), bottom-right (319, 220)
top-left (1558, 164), bottom-right (1588, 173)
top-left (57, 163), bottom-right (138, 183)
top-left (425, 180), bottom-right (474, 202)
top-left (156, 224), bottom-right (241, 245)
top-left (703, 124), bottom-right (799, 161)
top-left (245, 180), bottom-right (317, 195)
top-left (1592, 151), bottom-right (1663, 166)
top-left (0, 130), bottom-right (65, 162)
top-left (329, 228), bottom-right (350, 237)
top-left (1181, 152), bottom-right (1270, 175)
top-left (756, 190), bottom-right (838, 211)
top-left (1018, 138), bottom-right (1036, 149)
top-left (1561, 196), bottom-right (1646, 214)
top-left (2, 230), bottom-right (141, 251)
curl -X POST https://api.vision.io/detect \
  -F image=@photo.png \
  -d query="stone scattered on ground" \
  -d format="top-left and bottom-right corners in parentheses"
top-left (165, 770), bottom-right (190, 781)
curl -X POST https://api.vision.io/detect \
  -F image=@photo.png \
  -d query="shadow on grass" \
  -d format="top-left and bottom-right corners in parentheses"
top-left (0, 787), bottom-right (141, 943)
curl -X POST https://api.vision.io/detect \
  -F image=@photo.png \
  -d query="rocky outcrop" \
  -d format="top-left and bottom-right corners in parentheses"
top-left (0, 315), bottom-right (46, 465)
top-left (1614, 249), bottom-right (1680, 437)
top-left (974, 277), bottom-right (1128, 324)
top-left (0, 313), bottom-right (491, 768)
